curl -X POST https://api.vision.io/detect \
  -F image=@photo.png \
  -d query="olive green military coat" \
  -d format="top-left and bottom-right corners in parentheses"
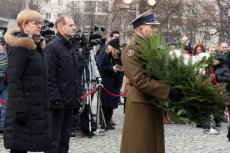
top-left (120, 34), bottom-right (171, 153)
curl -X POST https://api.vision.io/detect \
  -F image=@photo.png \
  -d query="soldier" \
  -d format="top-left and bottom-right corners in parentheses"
top-left (120, 10), bottom-right (182, 153)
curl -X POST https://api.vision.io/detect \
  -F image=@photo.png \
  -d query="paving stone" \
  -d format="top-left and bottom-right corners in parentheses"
top-left (0, 100), bottom-right (229, 153)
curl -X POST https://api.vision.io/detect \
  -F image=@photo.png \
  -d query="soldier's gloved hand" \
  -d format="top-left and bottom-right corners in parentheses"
top-left (51, 100), bottom-right (63, 115)
top-left (16, 112), bottom-right (27, 125)
top-left (169, 86), bottom-right (183, 100)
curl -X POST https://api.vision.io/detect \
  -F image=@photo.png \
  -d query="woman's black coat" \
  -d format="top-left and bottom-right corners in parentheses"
top-left (97, 51), bottom-right (123, 108)
top-left (3, 28), bottom-right (50, 151)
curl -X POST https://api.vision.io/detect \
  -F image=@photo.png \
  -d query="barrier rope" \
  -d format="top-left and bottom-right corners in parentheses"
top-left (80, 86), bottom-right (98, 99)
top-left (103, 87), bottom-right (129, 97)
top-left (0, 99), bottom-right (7, 105)
top-left (80, 84), bottom-right (130, 99)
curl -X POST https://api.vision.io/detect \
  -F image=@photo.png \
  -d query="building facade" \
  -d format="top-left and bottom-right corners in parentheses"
top-left (39, 0), bottom-right (228, 49)
top-left (40, 0), bottom-right (112, 31)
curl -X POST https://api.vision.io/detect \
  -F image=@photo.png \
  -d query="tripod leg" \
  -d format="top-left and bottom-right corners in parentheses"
top-left (87, 95), bottom-right (95, 137)
top-left (101, 107), bottom-right (108, 129)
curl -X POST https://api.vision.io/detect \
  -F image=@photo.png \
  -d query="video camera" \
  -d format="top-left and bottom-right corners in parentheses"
top-left (72, 29), bottom-right (102, 58)
top-left (41, 19), bottom-right (55, 43)
top-left (73, 30), bottom-right (102, 50)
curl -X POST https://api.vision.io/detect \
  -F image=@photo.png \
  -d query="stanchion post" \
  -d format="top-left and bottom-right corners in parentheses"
top-left (96, 78), bottom-right (102, 128)
top-left (94, 78), bottom-right (106, 135)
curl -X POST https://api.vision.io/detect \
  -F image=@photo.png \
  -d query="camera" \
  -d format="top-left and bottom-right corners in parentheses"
top-left (41, 19), bottom-right (55, 43)
top-left (72, 29), bottom-right (102, 58)
top-left (73, 31), bottom-right (101, 49)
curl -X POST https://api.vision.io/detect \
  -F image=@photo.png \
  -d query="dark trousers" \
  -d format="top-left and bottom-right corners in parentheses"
top-left (102, 107), bottom-right (113, 127)
top-left (45, 109), bottom-right (74, 153)
top-left (72, 114), bottom-right (79, 129)
top-left (10, 150), bottom-right (26, 153)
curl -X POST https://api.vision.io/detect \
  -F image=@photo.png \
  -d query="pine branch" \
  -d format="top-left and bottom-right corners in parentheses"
top-left (138, 33), bottom-right (228, 123)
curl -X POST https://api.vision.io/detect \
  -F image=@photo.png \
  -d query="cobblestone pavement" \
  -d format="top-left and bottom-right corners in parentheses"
top-left (0, 104), bottom-right (230, 153)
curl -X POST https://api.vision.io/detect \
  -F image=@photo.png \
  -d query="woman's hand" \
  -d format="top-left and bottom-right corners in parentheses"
top-left (113, 65), bottom-right (119, 73)
top-left (116, 64), bottom-right (124, 72)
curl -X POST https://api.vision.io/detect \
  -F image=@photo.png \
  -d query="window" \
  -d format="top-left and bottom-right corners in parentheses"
top-left (46, 13), bottom-right (51, 19)
top-left (58, 0), bottom-right (63, 5)
top-left (84, 1), bottom-right (96, 13)
top-left (44, 0), bottom-right (51, 6)
top-left (71, 1), bottom-right (80, 10)
top-left (97, 2), bottom-right (109, 13)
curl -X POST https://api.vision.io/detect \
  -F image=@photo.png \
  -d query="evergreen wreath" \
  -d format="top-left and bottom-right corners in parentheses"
top-left (137, 33), bottom-right (229, 123)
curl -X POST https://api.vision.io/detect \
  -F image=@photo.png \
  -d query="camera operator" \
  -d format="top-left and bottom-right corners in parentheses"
top-left (70, 28), bottom-right (102, 137)
top-left (44, 15), bottom-right (81, 153)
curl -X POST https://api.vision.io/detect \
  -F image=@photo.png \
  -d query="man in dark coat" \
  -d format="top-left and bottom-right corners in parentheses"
top-left (44, 15), bottom-right (81, 153)
top-left (3, 9), bottom-right (50, 153)
top-left (219, 42), bottom-right (230, 92)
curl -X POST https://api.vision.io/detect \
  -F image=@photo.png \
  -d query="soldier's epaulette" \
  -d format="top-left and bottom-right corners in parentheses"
top-left (127, 42), bottom-right (140, 53)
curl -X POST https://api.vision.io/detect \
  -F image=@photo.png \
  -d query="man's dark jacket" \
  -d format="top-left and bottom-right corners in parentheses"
top-left (44, 32), bottom-right (81, 108)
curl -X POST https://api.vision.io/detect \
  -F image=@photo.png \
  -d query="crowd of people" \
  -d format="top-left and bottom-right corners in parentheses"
top-left (0, 8), bottom-right (230, 153)
top-left (0, 9), bottom-right (126, 153)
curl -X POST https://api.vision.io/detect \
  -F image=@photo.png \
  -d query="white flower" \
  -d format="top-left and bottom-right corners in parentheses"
top-left (192, 52), bottom-right (209, 64)
top-left (169, 49), bottom-right (191, 65)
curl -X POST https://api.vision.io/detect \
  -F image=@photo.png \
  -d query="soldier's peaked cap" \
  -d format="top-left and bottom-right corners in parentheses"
top-left (130, 10), bottom-right (160, 29)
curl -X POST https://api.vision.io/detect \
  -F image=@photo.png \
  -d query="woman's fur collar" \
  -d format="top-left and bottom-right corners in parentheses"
top-left (4, 27), bottom-right (45, 50)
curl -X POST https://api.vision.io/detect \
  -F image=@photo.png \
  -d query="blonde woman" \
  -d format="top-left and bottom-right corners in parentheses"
top-left (97, 38), bottom-right (123, 130)
top-left (3, 9), bottom-right (50, 153)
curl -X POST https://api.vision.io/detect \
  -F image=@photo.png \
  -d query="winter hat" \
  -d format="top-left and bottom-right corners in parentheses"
top-left (108, 38), bottom-right (120, 50)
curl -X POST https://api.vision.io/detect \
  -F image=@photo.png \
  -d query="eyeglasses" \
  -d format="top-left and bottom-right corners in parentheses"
top-left (30, 21), bottom-right (43, 26)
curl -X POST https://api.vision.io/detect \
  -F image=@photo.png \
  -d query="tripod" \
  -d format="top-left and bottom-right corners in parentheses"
top-left (81, 49), bottom-right (106, 137)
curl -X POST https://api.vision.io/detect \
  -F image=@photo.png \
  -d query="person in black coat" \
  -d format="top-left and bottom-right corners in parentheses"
top-left (218, 42), bottom-right (230, 92)
top-left (97, 38), bottom-right (123, 130)
top-left (212, 51), bottom-right (230, 137)
top-left (44, 15), bottom-right (81, 153)
top-left (3, 9), bottom-right (50, 153)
